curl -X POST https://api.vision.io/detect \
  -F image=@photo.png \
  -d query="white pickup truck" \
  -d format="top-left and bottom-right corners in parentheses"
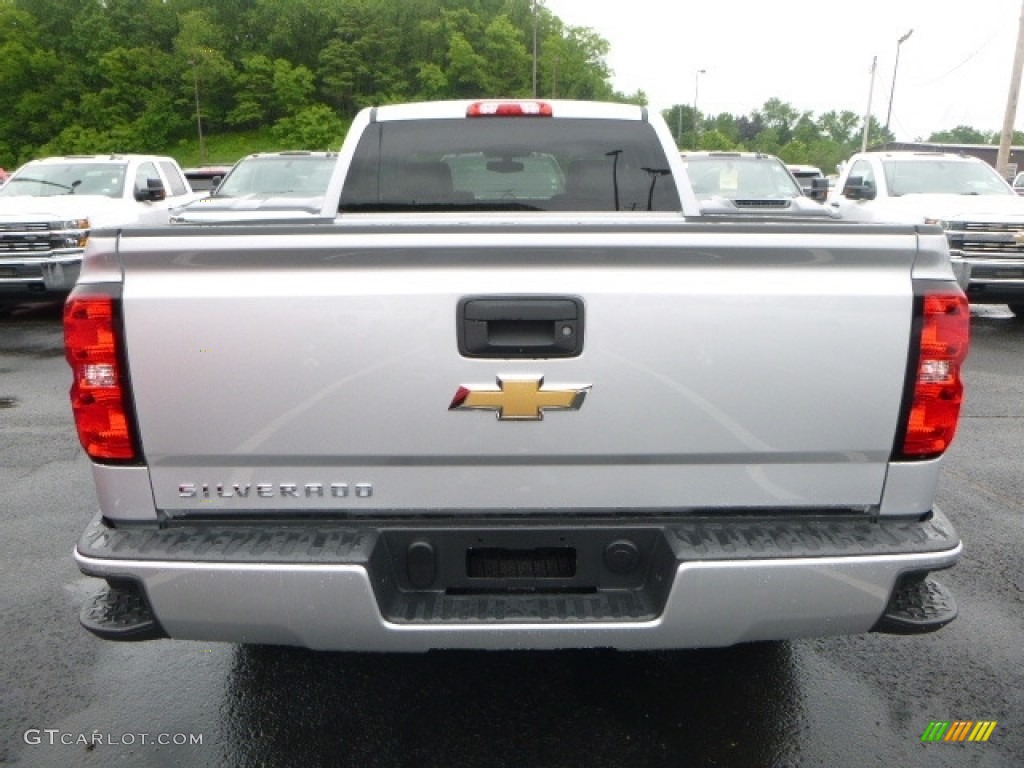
top-left (830, 150), bottom-right (1024, 316)
top-left (0, 154), bottom-right (197, 311)
top-left (67, 100), bottom-right (968, 651)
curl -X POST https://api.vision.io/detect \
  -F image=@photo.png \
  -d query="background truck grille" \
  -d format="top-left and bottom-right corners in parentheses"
top-left (947, 220), bottom-right (1024, 259)
top-left (0, 221), bottom-right (87, 255)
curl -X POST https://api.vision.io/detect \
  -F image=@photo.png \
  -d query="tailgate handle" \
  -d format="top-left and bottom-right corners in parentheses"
top-left (458, 297), bottom-right (584, 358)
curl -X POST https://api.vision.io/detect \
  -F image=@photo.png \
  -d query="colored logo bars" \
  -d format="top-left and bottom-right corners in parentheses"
top-left (921, 721), bottom-right (997, 743)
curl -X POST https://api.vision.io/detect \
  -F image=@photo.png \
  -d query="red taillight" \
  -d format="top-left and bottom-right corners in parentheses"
top-left (64, 288), bottom-right (136, 461)
top-left (899, 292), bottom-right (970, 458)
top-left (466, 100), bottom-right (553, 117)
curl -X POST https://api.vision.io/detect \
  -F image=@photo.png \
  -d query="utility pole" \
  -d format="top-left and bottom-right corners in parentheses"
top-left (191, 60), bottom-right (206, 164)
top-left (532, 0), bottom-right (539, 98)
top-left (861, 56), bottom-right (877, 153)
top-left (997, 0), bottom-right (1024, 177)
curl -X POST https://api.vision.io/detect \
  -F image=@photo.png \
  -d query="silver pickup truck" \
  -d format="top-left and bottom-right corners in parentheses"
top-left (68, 100), bottom-right (969, 651)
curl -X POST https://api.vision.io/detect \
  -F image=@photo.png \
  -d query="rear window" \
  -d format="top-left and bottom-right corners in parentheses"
top-left (339, 117), bottom-right (681, 212)
top-left (216, 155), bottom-right (336, 198)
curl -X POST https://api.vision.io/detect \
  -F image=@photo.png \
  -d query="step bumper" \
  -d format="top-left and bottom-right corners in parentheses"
top-left (74, 510), bottom-right (962, 650)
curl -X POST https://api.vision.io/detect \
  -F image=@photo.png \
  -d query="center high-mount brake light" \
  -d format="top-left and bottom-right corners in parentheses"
top-left (896, 291), bottom-right (970, 459)
top-left (467, 101), bottom-right (553, 117)
top-left (64, 287), bottom-right (137, 461)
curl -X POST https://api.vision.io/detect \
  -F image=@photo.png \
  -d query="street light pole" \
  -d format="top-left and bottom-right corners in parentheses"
top-left (693, 68), bottom-right (706, 149)
top-left (884, 29), bottom-right (913, 135)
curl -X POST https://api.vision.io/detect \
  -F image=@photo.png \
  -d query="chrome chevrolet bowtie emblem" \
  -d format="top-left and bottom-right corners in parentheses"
top-left (1013, 231), bottom-right (1024, 244)
top-left (449, 376), bottom-right (590, 420)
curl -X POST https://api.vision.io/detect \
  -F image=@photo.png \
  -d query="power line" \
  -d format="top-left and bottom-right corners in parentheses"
top-left (916, 31), bottom-right (1003, 86)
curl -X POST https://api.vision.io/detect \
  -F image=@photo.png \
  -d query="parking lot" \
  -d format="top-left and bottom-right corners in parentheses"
top-left (1, 300), bottom-right (1022, 767)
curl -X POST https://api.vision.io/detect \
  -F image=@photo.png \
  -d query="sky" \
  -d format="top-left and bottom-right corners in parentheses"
top-left (543, 0), bottom-right (1024, 142)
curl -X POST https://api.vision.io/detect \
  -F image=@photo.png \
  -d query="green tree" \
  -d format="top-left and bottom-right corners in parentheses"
top-left (229, 55), bottom-right (276, 128)
top-left (928, 125), bottom-right (996, 144)
top-left (318, 4), bottom-right (407, 115)
top-left (697, 129), bottom-right (737, 151)
top-left (273, 58), bottom-right (315, 117)
top-left (663, 104), bottom-right (700, 149)
top-left (480, 15), bottom-right (531, 96)
top-left (754, 98), bottom-right (800, 145)
top-left (540, 25), bottom-right (613, 101)
top-left (817, 110), bottom-right (862, 144)
top-left (0, 5), bottom-right (70, 162)
top-left (271, 103), bottom-right (347, 149)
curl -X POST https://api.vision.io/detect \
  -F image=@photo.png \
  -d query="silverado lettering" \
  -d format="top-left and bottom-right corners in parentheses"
top-left (178, 483), bottom-right (370, 499)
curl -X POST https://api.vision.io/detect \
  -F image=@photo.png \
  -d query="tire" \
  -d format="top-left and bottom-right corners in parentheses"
top-left (1008, 303), bottom-right (1024, 319)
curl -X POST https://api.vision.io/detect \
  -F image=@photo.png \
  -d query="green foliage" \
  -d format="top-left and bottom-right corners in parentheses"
top-left (665, 99), bottom-right (905, 174)
top-left (927, 125), bottom-right (996, 144)
top-left (174, 129), bottom-right (277, 168)
top-left (271, 104), bottom-right (348, 150)
top-left (696, 130), bottom-right (737, 152)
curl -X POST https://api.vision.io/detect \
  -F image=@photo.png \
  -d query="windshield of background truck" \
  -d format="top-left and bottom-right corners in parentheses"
top-left (883, 158), bottom-right (1014, 196)
top-left (0, 163), bottom-right (126, 198)
top-left (215, 156), bottom-right (335, 198)
top-left (338, 117), bottom-right (681, 212)
top-left (684, 156), bottom-right (803, 199)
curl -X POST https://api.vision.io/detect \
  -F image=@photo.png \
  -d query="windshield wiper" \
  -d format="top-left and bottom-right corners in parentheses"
top-left (5, 177), bottom-right (76, 192)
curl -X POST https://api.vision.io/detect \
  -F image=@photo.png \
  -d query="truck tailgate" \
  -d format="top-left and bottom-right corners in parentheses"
top-left (116, 221), bottom-right (917, 516)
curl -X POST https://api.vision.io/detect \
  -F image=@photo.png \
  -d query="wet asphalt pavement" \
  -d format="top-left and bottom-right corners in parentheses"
top-left (1, 300), bottom-right (1022, 767)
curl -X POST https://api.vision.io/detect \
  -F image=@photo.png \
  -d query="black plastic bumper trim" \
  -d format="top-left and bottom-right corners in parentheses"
top-left (79, 580), bottom-right (168, 641)
top-left (77, 510), bottom-right (959, 565)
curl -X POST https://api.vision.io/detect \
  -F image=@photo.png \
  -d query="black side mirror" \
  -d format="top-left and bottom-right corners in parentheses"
top-left (135, 177), bottom-right (167, 202)
top-left (808, 177), bottom-right (829, 202)
top-left (843, 175), bottom-right (876, 201)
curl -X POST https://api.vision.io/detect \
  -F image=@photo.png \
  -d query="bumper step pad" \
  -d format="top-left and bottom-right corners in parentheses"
top-left (75, 511), bottom-right (961, 637)
top-left (872, 576), bottom-right (957, 635)
top-left (79, 581), bottom-right (167, 641)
